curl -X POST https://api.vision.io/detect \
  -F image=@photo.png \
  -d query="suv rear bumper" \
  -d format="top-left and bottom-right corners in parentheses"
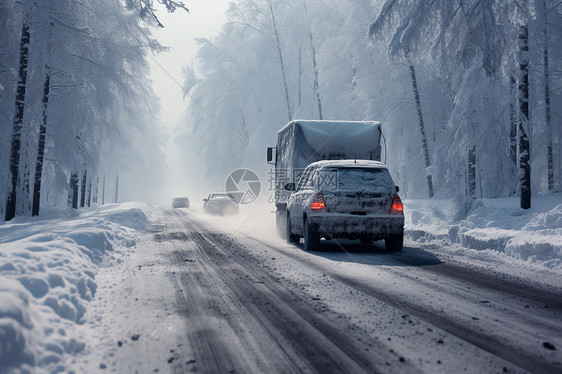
top-left (309, 213), bottom-right (404, 240)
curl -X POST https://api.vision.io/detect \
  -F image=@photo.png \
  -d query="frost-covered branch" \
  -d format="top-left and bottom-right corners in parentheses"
top-left (126, 0), bottom-right (189, 27)
top-left (229, 3), bottom-right (265, 36)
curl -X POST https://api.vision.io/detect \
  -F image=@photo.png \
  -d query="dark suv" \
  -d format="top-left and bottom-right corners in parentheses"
top-left (285, 160), bottom-right (404, 251)
top-left (203, 193), bottom-right (239, 215)
top-left (172, 197), bottom-right (190, 208)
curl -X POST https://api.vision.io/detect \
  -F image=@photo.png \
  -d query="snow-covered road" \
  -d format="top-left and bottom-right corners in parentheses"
top-left (67, 206), bottom-right (561, 373)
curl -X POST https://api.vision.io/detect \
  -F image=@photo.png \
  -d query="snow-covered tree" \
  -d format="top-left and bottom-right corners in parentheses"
top-left (176, 0), bottom-right (562, 205)
top-left (1, 0), bottom-right (170, 218)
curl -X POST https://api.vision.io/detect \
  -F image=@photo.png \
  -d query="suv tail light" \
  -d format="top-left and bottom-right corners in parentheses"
top-left (311, 193), bottom-right (325, 210)
top-left (391, 194), bottom-right (403, 213)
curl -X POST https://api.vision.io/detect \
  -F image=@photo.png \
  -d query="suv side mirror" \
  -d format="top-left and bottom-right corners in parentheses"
top-left (203, 198), bottom-right (208, 202)
top-left (284, 183), bottom-right (296, 191)
top-left (395, 185), bottom-right (400, 193)
top-left (267, 147), bottom-right (276, 164)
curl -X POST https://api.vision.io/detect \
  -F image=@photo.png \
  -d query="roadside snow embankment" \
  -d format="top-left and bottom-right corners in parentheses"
top-left (0, 203), bottom-right (153, 373)
top-left (405, 195), bottom-right (562, 270)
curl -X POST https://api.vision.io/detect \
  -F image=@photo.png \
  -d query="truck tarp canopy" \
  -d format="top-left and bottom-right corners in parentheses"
top-left (292, 120), bottom-right (381, 160)
top-left (274, 120), bottom-right (383, 205)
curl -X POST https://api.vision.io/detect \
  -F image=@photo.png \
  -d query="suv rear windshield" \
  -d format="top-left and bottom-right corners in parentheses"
top-left (318, 168), bottom-right (394, 193)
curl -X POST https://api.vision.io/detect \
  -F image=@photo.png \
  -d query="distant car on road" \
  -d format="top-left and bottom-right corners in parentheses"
top-left (203, 193), bottom-right (239, 215)
top-left (171, 197), bottom-right (190, 209)
top-left (285, 160), bottom-right (404, 251)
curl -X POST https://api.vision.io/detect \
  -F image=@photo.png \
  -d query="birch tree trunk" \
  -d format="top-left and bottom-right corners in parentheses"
top-left (69, 172), bottom-right (79, 209)
top-left (509, 72), bottom-right (518, 197)
top-left (310, 32), bottom-right (323, 120)
top-left (94, 176), bottom-right (99, 204)
top-left (32, 73), bottom-right (50, 216)
top-left (80, 170), bottom-right (87, 208)
top-left (20, 145), bottom-right (31, 215)
top-left (297, 46), bottom-right (302, 108)
top-left (304, 0), bottom-right (322, 119)
top-left (543, 1), bottom-right (554, 190)
top-left (518, 24), bottom-right (531, 209)
top-left (407, 57), bottom-right (434, 198)
top-left (5, 14), bottom-right (31, 221)
top-left (266, 0), bottom-right (291, 121)
top-left (102, 174), bottom-right (106, 205)
top-left (468, 146), bottom-right (477, 198)
top-left (32, 18), bottom-right (54, 217)
top-left (114, 172), bottom-right (119, 203)
top-left (87, 180), bottom-right (92, 207)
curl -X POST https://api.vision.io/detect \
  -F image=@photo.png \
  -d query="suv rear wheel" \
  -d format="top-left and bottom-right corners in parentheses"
top-left (385, 233), bottom-right (403, 252)
top-left (286, 215), bottom-right (300, 244)
top-left (303, 217), bottom-right (320, 251)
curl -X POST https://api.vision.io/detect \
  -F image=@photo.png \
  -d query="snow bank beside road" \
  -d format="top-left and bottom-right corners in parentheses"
top-left (405, 194), bottom-right (562, 270)
top-left (0, 203), bottom-right (153, 373)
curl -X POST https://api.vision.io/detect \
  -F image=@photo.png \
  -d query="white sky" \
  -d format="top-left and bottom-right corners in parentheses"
top-left (148, 1), bottom-right (232, 202)
top-left (149, 0), bottom-right (231, 126)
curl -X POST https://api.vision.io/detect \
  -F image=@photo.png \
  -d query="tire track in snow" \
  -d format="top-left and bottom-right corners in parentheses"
top-left (241, 236), bottom-right (562, 374)
top-left (163, 213), bottom-right (419, 374)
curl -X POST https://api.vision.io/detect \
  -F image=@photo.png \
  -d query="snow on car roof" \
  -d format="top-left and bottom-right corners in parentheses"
top-left (210, 193), bottom-right (233, 199)
top-left (307, 159), bottom-right (388, 169)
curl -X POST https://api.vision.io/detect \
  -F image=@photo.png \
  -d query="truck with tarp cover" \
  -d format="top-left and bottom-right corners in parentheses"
top-left (267, 120), bottom-right (382, 235)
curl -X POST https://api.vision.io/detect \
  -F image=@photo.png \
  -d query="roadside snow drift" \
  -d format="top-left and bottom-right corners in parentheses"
top-left (405, 194), bottom-right (562, 270)
top-left (0, 203), bottom-right (152, 373)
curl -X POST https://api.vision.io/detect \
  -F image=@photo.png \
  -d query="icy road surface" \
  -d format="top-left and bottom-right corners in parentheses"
top-left (70, 207), bottom-right (561, 373)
